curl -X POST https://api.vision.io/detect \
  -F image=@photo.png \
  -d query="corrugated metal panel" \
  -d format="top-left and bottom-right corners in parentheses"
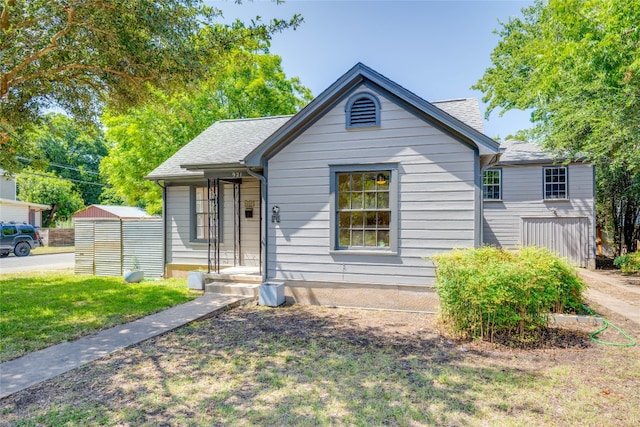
top-left (94, 221), bottom-right (122, 276)
top-left (521, 217), bottom-right (589, 267)
top-left (122, 219), bottom-right (164, 278)
top-left (74, 221), bottom-right (94, 275)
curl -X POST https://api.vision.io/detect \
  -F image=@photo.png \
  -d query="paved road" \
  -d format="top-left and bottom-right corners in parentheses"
top-left (0, 252), bottom-right (74, 274)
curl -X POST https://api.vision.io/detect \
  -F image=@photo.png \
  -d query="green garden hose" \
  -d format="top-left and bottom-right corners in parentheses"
top-left (583, 306), bottom-right (637, 347)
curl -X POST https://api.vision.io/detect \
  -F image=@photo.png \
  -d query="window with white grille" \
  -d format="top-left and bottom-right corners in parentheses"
top-left (544, 167), bottom-right (567, 199)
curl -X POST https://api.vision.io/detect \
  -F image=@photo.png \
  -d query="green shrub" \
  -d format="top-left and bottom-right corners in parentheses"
top-left (432, 246), bottom-right (585, 341)
top-left (613, 252), bottom-right (640, 274)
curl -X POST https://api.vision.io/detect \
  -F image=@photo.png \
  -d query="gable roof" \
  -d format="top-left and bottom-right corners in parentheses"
top-left (146, 63), bottom-right (501, 181)
top-left (72, 205), bottom-right (153, 219)
top-left (244, 62), bottom-right (500, 167)
top-left (146, 116), bottom-right (292, 180)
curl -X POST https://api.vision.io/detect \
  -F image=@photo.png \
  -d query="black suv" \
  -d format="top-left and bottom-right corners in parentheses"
top-left (0, 222), bottom-right (43, 257)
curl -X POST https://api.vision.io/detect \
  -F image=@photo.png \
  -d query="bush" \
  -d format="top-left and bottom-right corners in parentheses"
top-left (613, 252), bottom-right (640, 274)
top-left (432, 246), bottom-right (585, 341)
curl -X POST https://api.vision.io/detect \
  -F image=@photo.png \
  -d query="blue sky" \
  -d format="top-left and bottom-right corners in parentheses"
top-left (207, 0), bottom-right (534, 139)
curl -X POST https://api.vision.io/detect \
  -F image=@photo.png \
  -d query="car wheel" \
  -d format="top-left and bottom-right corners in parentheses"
top-left (14, 242), bottom-right (31, 257)
top-left (0, 252), bottom-right (9, 258)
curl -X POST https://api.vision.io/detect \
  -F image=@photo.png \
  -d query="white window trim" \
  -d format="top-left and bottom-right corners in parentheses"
top-left (483, 168), bottom-right (502, 201)
top-left (543, 166), bottom-right (568, 200)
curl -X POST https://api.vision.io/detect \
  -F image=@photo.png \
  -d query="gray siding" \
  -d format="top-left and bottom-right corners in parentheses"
top-left (483, 163), bottom-right (595, 265)
top-left (166, 179), bottom-right (261, 268)
top-left (266, 86), bottom-right (478, 286)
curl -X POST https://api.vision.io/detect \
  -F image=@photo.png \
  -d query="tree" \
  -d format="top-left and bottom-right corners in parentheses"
top-left (16, 169), bottom-right (84, 226)
top-left (474, 0), bottom-right (640, 253)
top-left (596, 162), bottom-right (640, 254)
top-left (100, 50), bottom-right (312, 214)
top-left (25, 114), bottom-right (108, 206)
top-left (475, 0), bottom-right (640, 165)
top-left (0, 0), bottom-right (301, 172)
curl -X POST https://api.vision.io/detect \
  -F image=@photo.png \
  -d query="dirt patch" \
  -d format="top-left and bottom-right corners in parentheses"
top-left (1, 303), bottom-right (638, 426)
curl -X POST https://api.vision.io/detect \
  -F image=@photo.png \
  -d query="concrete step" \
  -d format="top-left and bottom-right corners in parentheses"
top-left (205, 282), bottom-right (260, 297)
top-left (205, 273), bottom-right (262, 284)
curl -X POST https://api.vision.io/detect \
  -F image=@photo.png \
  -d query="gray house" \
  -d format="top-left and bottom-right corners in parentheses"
top-left (147, 63), bottom-right (594, 310)
top-left (483, 140), bottom-right (595, 268)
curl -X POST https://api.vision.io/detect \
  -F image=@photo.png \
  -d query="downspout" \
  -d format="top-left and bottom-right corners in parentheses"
top-left (154, 180), bottom-right (167, 278)
top-left (477, 151), bottom-right (503, 248)
top-left (246, 167), bottom-right (268, 283)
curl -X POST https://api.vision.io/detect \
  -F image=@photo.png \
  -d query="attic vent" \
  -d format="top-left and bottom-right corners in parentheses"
top-left (346, 93), bottom-right (380, 128)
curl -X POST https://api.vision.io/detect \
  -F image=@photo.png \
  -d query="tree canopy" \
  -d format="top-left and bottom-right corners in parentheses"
top-left (475, 0), bottom-right (640, 253)
top-left (0, 0), bottom-right (301, 172)
top-left (100, 50), bottom-right (313, 214)
top-left (474, 0), bottom-right (640, 168)
top-left (25, 114), bottom-right (108, 206)
top-left (17, 169), bottom-right (84, 226)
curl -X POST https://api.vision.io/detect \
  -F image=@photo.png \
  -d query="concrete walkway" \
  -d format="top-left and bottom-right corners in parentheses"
top-left (0, 293), bottom-right (251, 399)
top-left (579, 269), bottom-right (640, 326)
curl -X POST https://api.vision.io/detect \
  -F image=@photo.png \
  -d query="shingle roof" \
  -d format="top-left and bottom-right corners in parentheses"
top-left (245, 63), bottom-right (499, 166)
top-left (432, 99), bottom-right (485, 133)
top-left (496, 140), bottom-right (564, 165)
top-left (147, 64), bottom-right (496, 181)
top-left (146, 116), bottom-right (292, 180)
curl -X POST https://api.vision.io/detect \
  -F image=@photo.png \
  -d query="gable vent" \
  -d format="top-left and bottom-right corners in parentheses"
top-left (346, 93), bottom-right (380, 128)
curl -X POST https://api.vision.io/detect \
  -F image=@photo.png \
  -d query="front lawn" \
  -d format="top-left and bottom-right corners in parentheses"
top-left (0, 304), bottom-right (638, 426)
top-left (0, 272), bottom-right (199, 362)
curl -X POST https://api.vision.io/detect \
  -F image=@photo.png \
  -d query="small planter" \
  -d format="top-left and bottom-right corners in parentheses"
top-left (188, 271), bottom-right (205, 290)
top-left (124, 270), bottom-right (144, 283)
top-left (259, 281), bottom-right (285, 307)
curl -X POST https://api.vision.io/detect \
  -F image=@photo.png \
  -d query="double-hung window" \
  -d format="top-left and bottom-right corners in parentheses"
top-left (332, 165), bottom-right (397, 253)
top-left (482, 169), bottom-right (501, 200)
top-left (544, 167), bottom-right (567, 199)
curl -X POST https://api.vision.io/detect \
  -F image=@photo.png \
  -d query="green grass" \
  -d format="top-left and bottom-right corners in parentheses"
top-left (0, 272), bottom-right (199, 362)
top-left (31, 246), bottom-right (75, 255)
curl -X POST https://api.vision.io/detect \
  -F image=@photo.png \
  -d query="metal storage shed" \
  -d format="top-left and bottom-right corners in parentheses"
top-left (73, 205), bottom-right (163, 278)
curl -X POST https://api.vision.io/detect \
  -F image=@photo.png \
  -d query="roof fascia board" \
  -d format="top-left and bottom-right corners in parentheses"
top-left (180, 162), bottom-right (244, 171)
top-left (245, 65), bottom-right (367, 167)
top-left (244, 63), bottom-right (499, 167)
top-left (497, 158), bottom-right (592, 166)
top-left (0, 198), bottom-right (50, 210)
top-left (362, 70), bottom-right (500, 155)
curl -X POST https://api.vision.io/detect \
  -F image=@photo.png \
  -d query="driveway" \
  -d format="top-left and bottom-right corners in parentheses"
top-left (0, 252), bottom-right (74, 274)
top-left (579, 269), bottom-right (640, 328)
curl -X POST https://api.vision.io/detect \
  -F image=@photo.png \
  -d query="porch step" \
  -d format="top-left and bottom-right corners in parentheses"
top-left (205, 266), bottom-right (262, 285)
top-left (205, 273), bottom-right (262, 284)
top-left (205, 282), bottom-right (260, 297)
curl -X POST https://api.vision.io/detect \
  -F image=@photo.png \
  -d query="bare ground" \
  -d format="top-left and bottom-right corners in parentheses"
top-left (1, 294), bottom-right (639, 426)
